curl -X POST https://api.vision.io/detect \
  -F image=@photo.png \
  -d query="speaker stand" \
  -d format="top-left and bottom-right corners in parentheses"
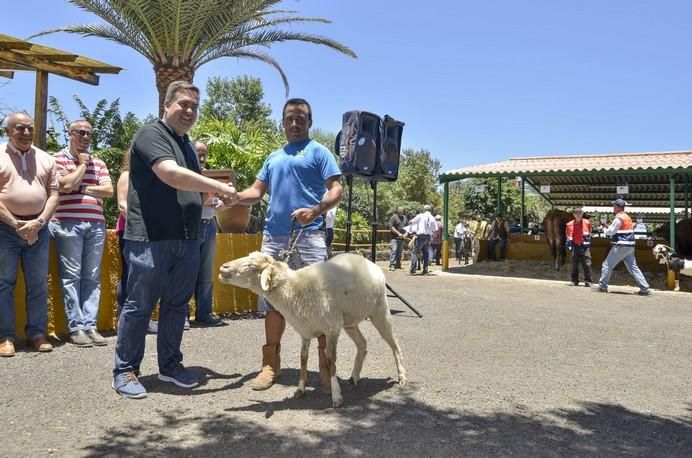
top-left (343, 177), bottom-right (422, 318)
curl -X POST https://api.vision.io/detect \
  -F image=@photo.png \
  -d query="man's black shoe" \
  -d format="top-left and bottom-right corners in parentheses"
top-left (584, 282), bottom-right (592, 287)
top-left (193, 315), bottom-right (224, 327)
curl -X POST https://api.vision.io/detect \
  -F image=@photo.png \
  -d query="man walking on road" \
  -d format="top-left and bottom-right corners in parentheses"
top-left (597, 199), bottom-right (652, 295)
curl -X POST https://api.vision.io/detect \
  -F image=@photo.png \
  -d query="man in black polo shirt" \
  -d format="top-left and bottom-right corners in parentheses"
top-left (112, 81), bottom-right (237, 399)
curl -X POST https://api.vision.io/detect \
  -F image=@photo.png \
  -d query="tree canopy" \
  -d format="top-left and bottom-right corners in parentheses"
top-left (200, 75), bottom-right (273, 129)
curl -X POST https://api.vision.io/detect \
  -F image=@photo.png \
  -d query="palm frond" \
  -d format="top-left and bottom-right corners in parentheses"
top-left (28, 24), bottom-right (156, 61)
top-left (29, 0), bottom-right (356, 104)
top-left (199, 48), bottom-right (289, 96)
top-left (200, 29), bottom-right (356, 63)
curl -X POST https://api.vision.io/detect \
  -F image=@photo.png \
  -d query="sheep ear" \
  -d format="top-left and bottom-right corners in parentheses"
top-left (260, 266), bottom-right (274, 292)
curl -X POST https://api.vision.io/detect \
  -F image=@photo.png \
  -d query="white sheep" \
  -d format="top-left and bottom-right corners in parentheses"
top-left (219, 251), bottom-right (407, 407)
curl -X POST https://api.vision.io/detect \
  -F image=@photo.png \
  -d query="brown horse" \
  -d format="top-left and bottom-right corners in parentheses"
top-left (542, 209), bottom-right (573, 270)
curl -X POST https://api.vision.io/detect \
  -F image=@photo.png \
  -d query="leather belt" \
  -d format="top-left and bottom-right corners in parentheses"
top-left (13, 213), bottom-right (41, 220)
top-left (201, 218), bottom-right (215, 224)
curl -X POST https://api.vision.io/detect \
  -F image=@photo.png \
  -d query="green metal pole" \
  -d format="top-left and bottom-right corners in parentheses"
top-left (670, 175), bottom-right (676, 249)
top-left (497, 176), bottom-right (502, 215)
top-left (685, 174), bottom-right (689, 218)
top-left (443, 182), bottom-right (449, 269)
top-left (520, 176), bottom-right (525, 234)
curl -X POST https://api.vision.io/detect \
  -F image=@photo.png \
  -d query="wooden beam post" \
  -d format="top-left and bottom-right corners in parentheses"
top-left (33, 70), bottom-right (48, 150)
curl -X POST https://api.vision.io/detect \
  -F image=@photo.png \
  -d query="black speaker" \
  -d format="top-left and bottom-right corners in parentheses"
top-left (338, 110), bottom-right (381, 177)
top-left (375, 115), bottom-right (404, 182)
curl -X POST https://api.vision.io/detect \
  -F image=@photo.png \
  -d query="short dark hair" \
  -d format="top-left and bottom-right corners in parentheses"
top-left (282, 98), bottom-right (312, 120)
top-left (164, 81), bottom-right (200, 105)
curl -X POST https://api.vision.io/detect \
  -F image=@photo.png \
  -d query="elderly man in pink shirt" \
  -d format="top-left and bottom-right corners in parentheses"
top-left (0, 112), bottom-right (59, 357)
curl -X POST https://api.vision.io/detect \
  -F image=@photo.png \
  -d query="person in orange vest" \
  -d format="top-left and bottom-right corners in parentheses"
top-left (565, 207), bottom-right (593, 286)
top-left (597, 199), bottom-right (652, 295)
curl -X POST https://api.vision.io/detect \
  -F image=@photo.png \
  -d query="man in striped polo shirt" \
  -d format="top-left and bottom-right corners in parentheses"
top-left (49, 120), bottom-right (114, 347)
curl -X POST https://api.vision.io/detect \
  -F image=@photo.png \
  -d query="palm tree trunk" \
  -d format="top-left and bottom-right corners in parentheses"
top-left (154, 65), bottom-right (196, 118)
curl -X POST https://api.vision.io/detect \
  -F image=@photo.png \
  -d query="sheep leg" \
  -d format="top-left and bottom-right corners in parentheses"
top-left (370, 307), bottom-right (408, 387)
top-left (343, 325), bottom-right (367, 390)
top-left (325, 335), bottom-right (343, 408)
top-left (295, 337), bottom-right (311, 398)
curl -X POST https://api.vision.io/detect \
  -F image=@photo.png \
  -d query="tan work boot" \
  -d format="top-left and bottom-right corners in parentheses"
top-left (0, 339), bottom-right (15, 357)
top-left (318, 345), bottom-right (331, 393)
top-left (250, 344), bottom-right (281, 391)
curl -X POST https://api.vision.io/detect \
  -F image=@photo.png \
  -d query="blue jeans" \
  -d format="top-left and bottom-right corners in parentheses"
top-left (598, 245), bottom-right (650, 292)
top-left (389, 238), bottom-right (405, 268)
top-left (114, 239), bottom-right (200, 376)
top-left (410, 234), bottom-right (431, 273)
top-left (487, 238), bottom-right (507, 261)
top-left (0, 222), bottom-right (49, 341)
top-left (116, 232), bottom-right (127, 315)
top-left (49, 221), bottom-right (106, 332)
top-left (193, 219), bottom-right (217, 320)
top-left (258, 231), bottom-right (327, 312)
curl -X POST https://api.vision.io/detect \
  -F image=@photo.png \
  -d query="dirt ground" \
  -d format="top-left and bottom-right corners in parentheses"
top-left (2, 262), bottom-right (691, 457)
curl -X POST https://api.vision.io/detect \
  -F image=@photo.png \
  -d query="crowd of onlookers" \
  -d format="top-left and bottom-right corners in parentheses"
top-left (2, 85), bottom-right (346, 400)
top-left (387, 207), bottom-right (516, 272)
top-left (0, 107), bottom-right (226, 358)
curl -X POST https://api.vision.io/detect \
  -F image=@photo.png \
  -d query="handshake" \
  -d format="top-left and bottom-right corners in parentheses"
top-left (209, 182), bottom-right (239, 208)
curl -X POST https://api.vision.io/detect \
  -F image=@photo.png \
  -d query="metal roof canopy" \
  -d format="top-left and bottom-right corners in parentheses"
top-left (438, 151), bottom-right (692, 257)
top-left (0, 33), bottom-right (122, 149)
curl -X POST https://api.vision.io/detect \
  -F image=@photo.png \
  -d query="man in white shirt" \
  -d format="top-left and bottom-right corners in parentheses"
top-left (453, 219), bottom-right (469, 263)
top-left (406, 204), bottom-right (437, 275)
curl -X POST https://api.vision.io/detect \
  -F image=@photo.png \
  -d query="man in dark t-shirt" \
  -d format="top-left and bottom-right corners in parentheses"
top-left (112, 81), bottom-right (237, 399)
top-left (388, 206), bottom-right (408, 270)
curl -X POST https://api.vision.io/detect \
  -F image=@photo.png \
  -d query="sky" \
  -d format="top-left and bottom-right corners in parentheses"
top-left (2, 0), bottom-right (692, 172)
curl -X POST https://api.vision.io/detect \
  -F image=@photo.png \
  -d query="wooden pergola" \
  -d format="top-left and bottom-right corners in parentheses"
top-left (0, 33), bottom-right (122, 149)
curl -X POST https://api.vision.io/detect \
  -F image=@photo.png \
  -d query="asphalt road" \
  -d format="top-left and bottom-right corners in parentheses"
top-left (2, 265), bottom-right (691, 457)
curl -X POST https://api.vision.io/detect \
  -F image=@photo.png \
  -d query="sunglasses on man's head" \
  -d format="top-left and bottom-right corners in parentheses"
top-left (71, 129), bottom-right (92, 137)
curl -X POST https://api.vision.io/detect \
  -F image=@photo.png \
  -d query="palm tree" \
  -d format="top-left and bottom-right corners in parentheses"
top-left (32, 0), bottom-right (356, 116)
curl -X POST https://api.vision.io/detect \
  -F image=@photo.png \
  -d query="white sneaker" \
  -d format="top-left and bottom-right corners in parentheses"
top-left (184, 318), bottom-right (190, 331)
top-left (147, 319), bottom-right (158, 334)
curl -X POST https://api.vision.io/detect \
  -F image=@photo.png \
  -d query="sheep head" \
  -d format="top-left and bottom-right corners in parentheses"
top-left (219, 251), bottom-right (287, 294)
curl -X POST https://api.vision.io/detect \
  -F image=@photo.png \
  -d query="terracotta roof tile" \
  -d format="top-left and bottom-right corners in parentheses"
top-left (442, 150), bottom-right (692, 177)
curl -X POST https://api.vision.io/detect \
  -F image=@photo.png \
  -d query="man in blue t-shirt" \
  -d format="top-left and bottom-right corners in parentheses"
top-left (235, 98), bottom-right (343, 392)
